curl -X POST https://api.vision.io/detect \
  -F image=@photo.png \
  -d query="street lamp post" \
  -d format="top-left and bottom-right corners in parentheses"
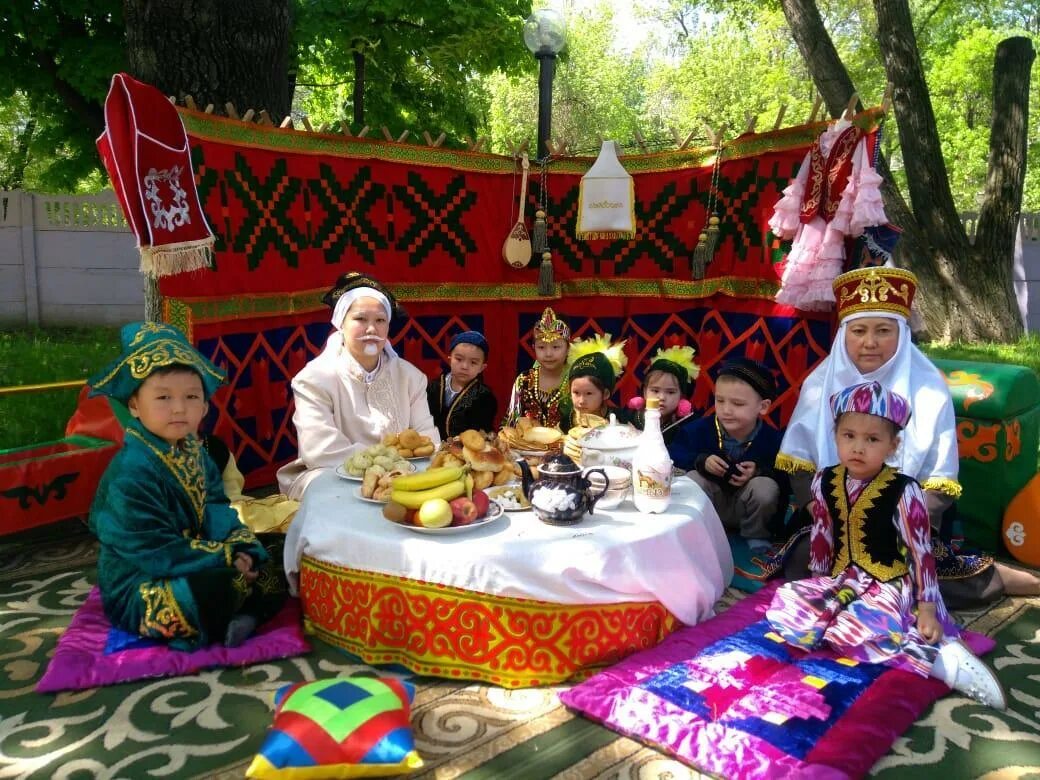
top-left (523, 9), bottom-right (566, 160)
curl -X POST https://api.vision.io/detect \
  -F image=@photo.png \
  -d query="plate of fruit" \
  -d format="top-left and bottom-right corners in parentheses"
top-left (381, 465), bottom-right (503, 534)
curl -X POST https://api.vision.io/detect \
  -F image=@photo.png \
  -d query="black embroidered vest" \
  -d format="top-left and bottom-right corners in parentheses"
top-left (822, 465), bottom-right (913, 582)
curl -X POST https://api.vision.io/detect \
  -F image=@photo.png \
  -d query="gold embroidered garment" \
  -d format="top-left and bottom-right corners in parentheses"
top-left (88, 419), bottom-right (266, 649)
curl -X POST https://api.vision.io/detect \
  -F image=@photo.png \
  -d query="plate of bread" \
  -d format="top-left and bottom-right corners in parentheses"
top-left (429, 428), bottom-right (521, 491)
top-left (380, 428), bottom-right (436, 459)
top-left (498, 417), bottom-right (564, 455)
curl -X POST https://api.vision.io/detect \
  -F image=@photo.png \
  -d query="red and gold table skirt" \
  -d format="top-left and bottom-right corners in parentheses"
top-left (299, 555), bottom-right (680, 688)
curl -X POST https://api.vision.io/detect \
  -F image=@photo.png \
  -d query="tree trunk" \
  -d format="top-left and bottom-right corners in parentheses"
top-left (123, 0), bottom-right (293, 122)
top-left (780, 0), bottom-right (1028, 342)
top-left (777, 0), bottom-right (932, 288)
top-left (972, 36), bottom-right (1035, 306)
top-left (873, 0), bottom-right (1024, 341)
top-left (2, 119), bottom-right (36, 190)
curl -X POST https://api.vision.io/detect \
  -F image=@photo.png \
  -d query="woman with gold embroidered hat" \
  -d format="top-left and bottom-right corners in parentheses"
top-left (87, 322), bottom-right (285, 650)
top-left (504, 307), bottom-right (571, 428)
top-left (777, 267), bottom-right (1040, 604)
top-left (277, 272), bottom-right (439, 499)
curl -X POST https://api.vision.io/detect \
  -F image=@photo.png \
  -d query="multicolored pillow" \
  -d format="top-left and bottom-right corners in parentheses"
top-left (247, 676), bottom-right (423, 779)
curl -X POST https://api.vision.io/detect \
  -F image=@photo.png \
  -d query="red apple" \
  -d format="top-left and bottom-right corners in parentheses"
top-left (449, 496), bottom-right (479, 526)
top-left (471, 489), bottom-right (490, 518)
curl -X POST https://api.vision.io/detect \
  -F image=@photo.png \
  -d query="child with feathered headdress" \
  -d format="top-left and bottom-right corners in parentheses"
top-left (559, 333), bottom-right (631, 429)
top-left (626, 345), bottom-right (700, 443)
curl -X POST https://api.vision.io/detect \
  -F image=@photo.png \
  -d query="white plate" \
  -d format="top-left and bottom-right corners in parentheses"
top-left (393, 502), bottom-right (504, 534)
top-left (335, 463), bottom-right (416, 481)
top-left (484, 485), bottom-right (530, 512)
top-left (353, 486), bottom-right (390, 504)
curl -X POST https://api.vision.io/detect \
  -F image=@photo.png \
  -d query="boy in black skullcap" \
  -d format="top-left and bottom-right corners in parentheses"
top-left (669, 358), bottom-right (788, 551)
top-left (427, 330), bottom-right (498, 438)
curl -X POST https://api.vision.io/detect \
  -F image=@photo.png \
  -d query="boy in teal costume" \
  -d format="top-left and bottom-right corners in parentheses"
top-left (88, 322), bottom-right (285, 649)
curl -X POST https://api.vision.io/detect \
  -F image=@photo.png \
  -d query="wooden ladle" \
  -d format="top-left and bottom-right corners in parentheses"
top-left (502, 153), bottom-right (532, 268)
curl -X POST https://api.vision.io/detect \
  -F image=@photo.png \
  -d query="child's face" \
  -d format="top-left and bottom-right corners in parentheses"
top-left (128, 370), bottom-right (208, 446)
top-left (342, 297), bottom-right (390, 361)
top-left (645, 371), bottom-right (682, 418)
top-left (570, 376), bottom-right (606, 414)
top-left (534, 338), bottom-right (568, 372)
top-left (844, 316), bottom-right (900, 374)
top-left (835, 411), bottom-right (899, 480)
top-left (714, 376), bottom-right (770, 440)
top-left (449, 343), bottom-right (486, 386)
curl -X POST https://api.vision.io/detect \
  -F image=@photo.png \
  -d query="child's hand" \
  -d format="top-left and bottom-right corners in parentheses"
top-left (705, 455), bottom-right (729, 477)
top-left (234, 552), bottom-right (259, 583)
top-left (916, 601), bottom-right (942, 644)
top-left (728, 461), bottom-right (757, 487)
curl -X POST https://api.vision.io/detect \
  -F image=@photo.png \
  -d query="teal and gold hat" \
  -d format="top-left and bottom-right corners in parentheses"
top-left (88, 322), bottom-right (225, 403)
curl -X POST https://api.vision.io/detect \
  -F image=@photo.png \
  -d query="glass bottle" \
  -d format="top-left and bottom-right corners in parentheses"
top-left (631, 398), bottom-right (673, 513)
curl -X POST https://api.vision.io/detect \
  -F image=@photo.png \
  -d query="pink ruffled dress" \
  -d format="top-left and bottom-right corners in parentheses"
top-left (769, 119), bottom-right (887, 311)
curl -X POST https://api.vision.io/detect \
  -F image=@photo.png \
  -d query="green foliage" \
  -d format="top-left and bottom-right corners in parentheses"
top-left (0, 0), bottom-right (126, 191)
top-left (293, 0), bottom-right (533, 142)
top-left (0, 327), bottom-right (121, 450)
top-left (485, 1), bottom-right (659, 155)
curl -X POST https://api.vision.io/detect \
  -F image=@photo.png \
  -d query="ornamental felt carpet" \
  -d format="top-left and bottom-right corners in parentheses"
top-left (2, 525), bottom-right (1038, 779)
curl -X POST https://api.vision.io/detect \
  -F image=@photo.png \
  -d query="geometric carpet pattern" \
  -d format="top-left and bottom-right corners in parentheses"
top-left (3, 524), bottom-right (1038, 780)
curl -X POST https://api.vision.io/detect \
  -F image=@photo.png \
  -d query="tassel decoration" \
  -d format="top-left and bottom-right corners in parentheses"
top-left (532, 209), bottom-right (548, 254)
top-left (692, 140), bottom-right (725, 279)
top-left (691, 231), bottom-right (709, 280)
top-left (538, 250), bottom-right (554, 296)
top-left (703, 213), bottom-right (721, 258)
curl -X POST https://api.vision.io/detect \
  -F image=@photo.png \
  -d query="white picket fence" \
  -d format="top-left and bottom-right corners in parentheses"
top-left (1, 190), bottom-right (1038, 330)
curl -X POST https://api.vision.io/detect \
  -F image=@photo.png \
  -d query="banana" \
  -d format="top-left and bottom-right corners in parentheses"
top-left (391, 479), bottom-right (466, 509)
top-left (390, 465), bottom-right (467, 492)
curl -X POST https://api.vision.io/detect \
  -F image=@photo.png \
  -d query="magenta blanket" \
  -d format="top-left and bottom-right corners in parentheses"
top-left (37, 587), bottom-right (310, 693)
top-left (560, 582), bottom-right (994, 779)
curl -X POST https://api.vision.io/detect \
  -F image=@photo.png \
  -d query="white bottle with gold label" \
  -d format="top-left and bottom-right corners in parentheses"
top-left (631, 398), bottom-right (673, 513)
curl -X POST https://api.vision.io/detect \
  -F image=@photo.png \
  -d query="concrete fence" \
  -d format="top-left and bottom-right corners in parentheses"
top-left (1, 189), bottom-right (1038, 331)
top-left (0, 190), bottom-right (143, 326)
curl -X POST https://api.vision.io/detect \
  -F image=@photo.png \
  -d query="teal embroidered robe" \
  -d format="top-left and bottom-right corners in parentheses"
top-left (88, 420), bottom-right (268, 649)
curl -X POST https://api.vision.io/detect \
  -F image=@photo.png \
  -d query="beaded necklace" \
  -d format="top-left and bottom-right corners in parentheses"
top-left (520, 364), bottom-right (564, 426)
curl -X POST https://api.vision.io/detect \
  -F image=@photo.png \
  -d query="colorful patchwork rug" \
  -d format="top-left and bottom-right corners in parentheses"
top-left (36, 588), bottom-right (310, 693)
top-left (560, 582), bottom-right (994, 779)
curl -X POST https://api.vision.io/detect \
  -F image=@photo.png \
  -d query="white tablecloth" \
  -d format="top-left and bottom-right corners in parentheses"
top-left (284, 472), bottom-right (733, 625)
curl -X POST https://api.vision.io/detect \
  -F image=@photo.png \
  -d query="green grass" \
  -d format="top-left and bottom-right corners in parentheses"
top-left (0, 327), bottom-right (122, 451)
top-left (919, 333), bottom-right (1040, 377)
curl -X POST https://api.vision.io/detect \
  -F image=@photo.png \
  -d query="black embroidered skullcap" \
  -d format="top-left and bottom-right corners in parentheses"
top-left (321, 271), bottom-right (406, 319)
top-left (716, 357), bottom-right (776, 400)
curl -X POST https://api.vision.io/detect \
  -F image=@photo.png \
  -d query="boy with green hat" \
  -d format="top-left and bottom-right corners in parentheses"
top-left (88, 322), bottom-right (285, 649)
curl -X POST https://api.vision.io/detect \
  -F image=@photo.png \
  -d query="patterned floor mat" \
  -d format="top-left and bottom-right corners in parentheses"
top-left (1, 527), bottom-right (1037, 779)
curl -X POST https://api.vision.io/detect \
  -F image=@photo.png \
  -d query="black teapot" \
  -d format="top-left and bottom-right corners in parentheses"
top-left (517, 453), bottom-right (608, 525)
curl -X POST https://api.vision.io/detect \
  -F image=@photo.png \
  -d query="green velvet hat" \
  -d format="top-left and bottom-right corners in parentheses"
top-left (88, 321), bottom-right (226, 403)
top-left (567, 333), bottom-right (628, 389)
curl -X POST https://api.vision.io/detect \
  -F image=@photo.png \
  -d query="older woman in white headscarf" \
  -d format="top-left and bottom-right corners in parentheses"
top-left (778, 267), bottom-right (1039, 605)
top-left (277, 274), bottom-right (439, 499)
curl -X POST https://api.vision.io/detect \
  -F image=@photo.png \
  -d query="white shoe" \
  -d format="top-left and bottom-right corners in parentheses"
top-left (943, 639), bottom-right (1007, 710)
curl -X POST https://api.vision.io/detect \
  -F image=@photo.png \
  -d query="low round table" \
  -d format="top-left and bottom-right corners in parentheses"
top-left (284, 472), bottom-right (733, 687)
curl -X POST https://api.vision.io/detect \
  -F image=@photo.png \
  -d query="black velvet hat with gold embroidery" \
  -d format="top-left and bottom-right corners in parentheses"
top-left (88, 321), bottom-right (226, 403)
top-left (321, 271), bottom-right (406, 319)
